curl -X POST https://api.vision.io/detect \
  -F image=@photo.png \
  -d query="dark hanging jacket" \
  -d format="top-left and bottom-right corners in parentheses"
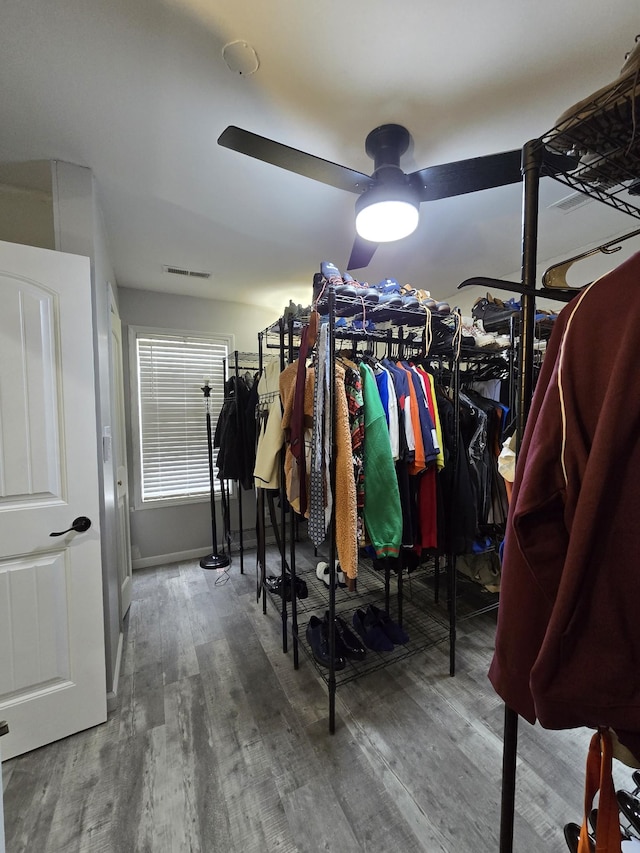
top-left (489, 252), bottom-right (640, 761)
top-left (214, 375), bottom-right (253, 490)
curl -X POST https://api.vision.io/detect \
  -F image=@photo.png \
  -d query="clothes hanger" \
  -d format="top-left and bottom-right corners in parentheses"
top-left (542, 226), bottom-right (640, 289)
top-left (457, 276), bottom-right (578, 303)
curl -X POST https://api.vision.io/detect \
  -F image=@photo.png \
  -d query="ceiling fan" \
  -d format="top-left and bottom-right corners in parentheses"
top-left (217, 123), bottom-right (525, 270)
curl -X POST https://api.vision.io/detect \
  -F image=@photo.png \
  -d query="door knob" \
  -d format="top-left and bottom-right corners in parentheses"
top-left (49, 516), bottom-right (92, 537)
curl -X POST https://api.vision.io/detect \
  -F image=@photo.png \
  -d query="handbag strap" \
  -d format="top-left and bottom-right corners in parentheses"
top-left (579, 728), bottom-right (622, 853)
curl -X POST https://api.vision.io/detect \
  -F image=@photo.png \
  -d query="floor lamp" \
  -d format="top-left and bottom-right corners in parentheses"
top-left (200, 380), bottom-right (230, 570)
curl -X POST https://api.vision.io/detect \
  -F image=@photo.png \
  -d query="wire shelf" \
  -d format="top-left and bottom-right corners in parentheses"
top-left (542, 73), bottom-right (640, 220)
top-left (263, 557), bottom-right (450, 687)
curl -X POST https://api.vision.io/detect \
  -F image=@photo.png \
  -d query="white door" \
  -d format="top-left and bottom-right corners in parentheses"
top-left (0, 240), bottom-right (106, 760)
top-left (110, 297), bottom-right (132, 618)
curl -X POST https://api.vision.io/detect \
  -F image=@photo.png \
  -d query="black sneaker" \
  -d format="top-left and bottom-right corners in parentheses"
top-left (472, 296), bottom-right (519, 335)
top-left (429, 315), bottom-right (456, 353)
top-left (306, 615), bottom-right (346, 669)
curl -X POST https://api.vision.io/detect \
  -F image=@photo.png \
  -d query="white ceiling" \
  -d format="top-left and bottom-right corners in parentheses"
top-left (1, 0), bottom-right (639, 312)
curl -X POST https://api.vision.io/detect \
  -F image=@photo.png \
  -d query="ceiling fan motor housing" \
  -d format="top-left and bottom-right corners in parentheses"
top-left (365, 123), bottom-right (411, 171)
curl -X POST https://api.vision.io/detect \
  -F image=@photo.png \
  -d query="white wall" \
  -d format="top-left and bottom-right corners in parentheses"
top-left (0, 185), bottom-right (54, 249)
top-left (118, 286), bottom-right (279, 566)
top-left (0, 160), bottom-right (55, 250)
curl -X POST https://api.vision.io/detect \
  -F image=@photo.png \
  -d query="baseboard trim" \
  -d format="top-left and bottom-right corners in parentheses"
top-left (131, 535), bottom-right (276, 571)
top-left (132, 547), bottom-right (211, 570)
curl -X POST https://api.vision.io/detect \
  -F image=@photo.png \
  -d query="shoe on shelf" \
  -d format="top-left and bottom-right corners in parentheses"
top-left (371, 289), bottom-right (403, 323)
top-left (472, 296), bottom-right (519, 335)
top-left (324, 611), bottom-right (366, 660)
top-left (375, 277), bottom-right (402, 294)
top-left (563, 822), bottom-right (594, 853)
top-left (313, 272), bottom-right (329, 312)
top-left (320, 261), bottom-right (343, 284)
top-left (264, 573), bottom-right (308, 601)
top-left (344, 273), bottom-right (380, 305)
top-left (462, 321), bottom-right (500, 350)
top-left (351, 318), bottom-right (377, 334)
top-left (573, 147), bottom-right (640, 189)
top-left (352, 608), bottom-right (394, 652)
top-left (335, 283), bottom-right (358, 298)
top-left (428, 315), bottom-right (457, 353)
top-left (282, 300), bottom-right (305, 322)
top-left (618, 790), bottom-right (640, 836)
top-left (494, 334), bottom-right (511, 349)
top-left (549, 38), bottom-right (640, 155)
top-left (315, 560), bottom-right (346, 589)
top-left (366, 604), bottom-right (409, 645)
top-left (306, 615), bottom-right (346, 669)
top-left (589, 808), bottom-right (631, 841)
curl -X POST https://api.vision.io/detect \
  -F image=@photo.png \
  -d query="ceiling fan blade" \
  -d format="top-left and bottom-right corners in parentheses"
top-left (409, 150), bottom-right (523, 201)
top-left (347, 235), bottom-right (378, 271)
top-left (218, 126), bottom-right (372, 194)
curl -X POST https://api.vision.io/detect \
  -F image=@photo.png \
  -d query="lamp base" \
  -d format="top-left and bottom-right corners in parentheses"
top-left (199, 553), bottom-right (230, 570)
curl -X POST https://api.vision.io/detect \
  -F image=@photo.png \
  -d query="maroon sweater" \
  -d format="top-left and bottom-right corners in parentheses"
top-left (489, 251), bottom-right (640, 759)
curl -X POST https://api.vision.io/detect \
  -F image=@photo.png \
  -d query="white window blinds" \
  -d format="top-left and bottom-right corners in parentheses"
top-left (135, 332), bottom-right (229, 503)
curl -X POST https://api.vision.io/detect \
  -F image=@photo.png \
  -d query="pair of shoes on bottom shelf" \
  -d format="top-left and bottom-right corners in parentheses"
top-left (264, 573), bottom-right (308, 601)
top-left (305, 611), bottom-right (368, 669)
top-left (306, 615), bottom-right (346, 669)
top-left (327, 611), bottom-right (367, 661)
top-left (352, 604), bottom-right (409, 652)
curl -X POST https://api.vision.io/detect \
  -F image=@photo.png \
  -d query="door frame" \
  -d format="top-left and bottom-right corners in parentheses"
top-left (108, 284), bottom-right (132, 622)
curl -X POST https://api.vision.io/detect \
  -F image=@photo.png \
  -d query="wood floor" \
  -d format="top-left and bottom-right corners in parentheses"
top-left (2, 547), bottom-right (634, 852)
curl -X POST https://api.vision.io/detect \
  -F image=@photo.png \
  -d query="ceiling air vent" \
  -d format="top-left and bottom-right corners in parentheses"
top-left (163, 265), bottom-right (212, 279)
top-left (548, 192), bottom-right (593, 213)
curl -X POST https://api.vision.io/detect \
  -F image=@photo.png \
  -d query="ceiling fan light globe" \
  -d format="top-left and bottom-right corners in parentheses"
top-left (355, 199), bottom-right (419, 243)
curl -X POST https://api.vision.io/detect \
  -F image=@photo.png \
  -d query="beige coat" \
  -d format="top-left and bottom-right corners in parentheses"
top-left (253, 359), bottom-right (284, 490)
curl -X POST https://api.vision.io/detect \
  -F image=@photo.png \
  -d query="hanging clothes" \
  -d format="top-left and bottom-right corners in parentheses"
top-left (396, 361), bottom-right (428, 474)
top-left (308, 322), bottom-right (331, 546)
top-left (489, 251), bottom-right (640, 764)
top-left (382, 359), bottom-right (416, 463)
top-left (414, 366), bottom-right (445, 471)
top-left (254, 359), bottom-right (284, 490)
top-left (344, 363), bottom-right (365, 545)
top-left (214, 374), bottom-right (253, 489)
top-left (359, 362), bottom-right (403, 559)
top-left (288, 324), bottom-right (311, 515)
top-left (374, 363), bottom-right (400, 460)
top-left (381, 359), bottom-right (414, 548)
top-left (435, 390), bottom-right (477, 555)
top-left (280, 357), bottom-right (358, 580)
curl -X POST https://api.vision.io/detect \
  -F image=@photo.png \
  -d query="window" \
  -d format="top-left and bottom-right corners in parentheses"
top-left (130, 327), bottom-right (232, 506)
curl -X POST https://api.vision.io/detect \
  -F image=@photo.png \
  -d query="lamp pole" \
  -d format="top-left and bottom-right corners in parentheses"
top-left (199, 381), bottom-right (230, 570)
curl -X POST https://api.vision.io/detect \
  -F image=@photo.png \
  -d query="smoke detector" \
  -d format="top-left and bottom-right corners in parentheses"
top-left (222, 41), bottom-right (259, 76)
